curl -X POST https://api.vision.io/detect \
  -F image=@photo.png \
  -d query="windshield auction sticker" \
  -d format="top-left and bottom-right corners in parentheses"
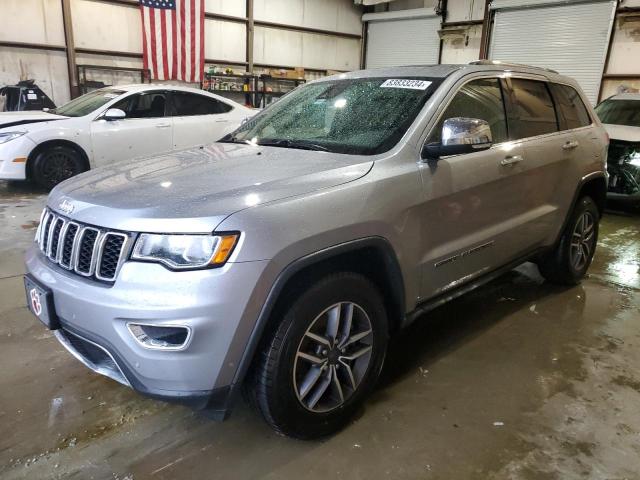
top-left (380, 79), bottom-right (432, 90)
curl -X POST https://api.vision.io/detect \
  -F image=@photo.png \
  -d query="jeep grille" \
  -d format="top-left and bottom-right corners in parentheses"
top-left (36, 208), bottom-right (129, 283)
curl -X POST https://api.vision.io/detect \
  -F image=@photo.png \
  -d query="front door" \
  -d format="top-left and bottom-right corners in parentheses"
top-left (90, 91), bottom-right (173, 167)
top-left (418, 77), bottom-right (529, 300)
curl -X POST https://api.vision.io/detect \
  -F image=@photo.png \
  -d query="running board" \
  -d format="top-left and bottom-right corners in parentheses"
top-left (404, 248), bottom-right (544, 328)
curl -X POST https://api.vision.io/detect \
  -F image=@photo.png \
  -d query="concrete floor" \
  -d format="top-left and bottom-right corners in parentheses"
top-left (1, 180), bottom-right (639, 480)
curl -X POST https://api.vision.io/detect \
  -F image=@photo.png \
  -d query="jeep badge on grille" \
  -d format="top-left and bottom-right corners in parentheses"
top-left (59, 199), bottom-right (74, 215)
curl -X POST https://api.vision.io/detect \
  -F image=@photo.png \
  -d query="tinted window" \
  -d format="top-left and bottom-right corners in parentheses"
top-left (429, 78), bottom-right (508, 144)
top-left (595, 98), bottom-right (640, 127)
top-left (171, 92), bottom-right (232, 116)
top-left (509, 79), bottom-right (558, 139)
top-left (112, 92), bottom-right (167, 119)
top-left (551, 84), bottom-right (591, 130)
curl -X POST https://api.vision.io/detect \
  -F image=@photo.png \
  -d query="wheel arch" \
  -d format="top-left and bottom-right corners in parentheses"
top-left (26, 139), bottom-right (91, 179)
top-left (230, 237), bottom-right (406, 392)
top-left (554, 172), bottom-right (607, 245)
top-left (577, 174), bottom-right (607, 216)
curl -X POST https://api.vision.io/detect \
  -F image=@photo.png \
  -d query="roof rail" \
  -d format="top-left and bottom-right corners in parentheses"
top-left (468, 60), bottom-right (559, 74)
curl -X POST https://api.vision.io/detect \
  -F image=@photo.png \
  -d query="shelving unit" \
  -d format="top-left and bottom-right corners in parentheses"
top-left (77, 64), bottom-right (150, 95)
top-left (201, 71), bottom-right (306, 108)
top-left (256, 75), bottom-right (306, 108)
top-left (201, 72), bottom-right (258, 108)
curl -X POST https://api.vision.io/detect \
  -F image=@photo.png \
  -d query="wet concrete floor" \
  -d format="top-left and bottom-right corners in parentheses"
top-left (0, 180), bottom-right (639, 480)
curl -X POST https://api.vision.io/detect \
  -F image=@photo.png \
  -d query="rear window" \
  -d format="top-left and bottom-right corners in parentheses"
top-left (551, 84), bottom-right (592, 130)
top-left (509, 79), bottom-right (558, 139)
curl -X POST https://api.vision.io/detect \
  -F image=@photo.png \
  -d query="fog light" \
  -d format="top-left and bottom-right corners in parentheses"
top-left (127, 323), bottom-right (191, 350)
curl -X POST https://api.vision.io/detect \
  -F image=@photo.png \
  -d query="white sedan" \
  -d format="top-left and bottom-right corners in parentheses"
top-left (0, 85), bottom-right (255, 188)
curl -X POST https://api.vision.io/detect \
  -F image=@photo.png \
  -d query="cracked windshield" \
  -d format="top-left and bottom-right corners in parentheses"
top-left (222, 77), bottom-right (441, 155)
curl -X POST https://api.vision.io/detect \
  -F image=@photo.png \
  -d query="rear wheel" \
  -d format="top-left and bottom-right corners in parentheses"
top-left (31, 145), bottom-right (85, 189)
top-left (538, 196), bottom-right (599, 285)
top-left (250, 272), bottom-right (388, 439)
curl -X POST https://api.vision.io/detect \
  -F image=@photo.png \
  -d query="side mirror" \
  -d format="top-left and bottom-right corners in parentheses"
top-left (103, 108), bottom-right (126, 121)
top-left (422, 117), bottom-right (493, 161)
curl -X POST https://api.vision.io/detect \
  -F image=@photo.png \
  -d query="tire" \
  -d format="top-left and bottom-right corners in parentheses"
top-left (250, 272), bottom-right (388, 439)
top-left (31, 145), bottom-right (85, 189)
top-left (538, 196), bottom-right (599, 285)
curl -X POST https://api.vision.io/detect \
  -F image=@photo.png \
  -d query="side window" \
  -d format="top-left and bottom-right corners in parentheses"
top-left (171, 92), bottom-right (233, 116)
top-left (429, 78), bottom-right (508, 144)
top-left (111, 92), bottom-right (167, 119)
top-left (550, 84), bottom-right (592, 130)
top-left (508, 79), bottom-right (558, 139)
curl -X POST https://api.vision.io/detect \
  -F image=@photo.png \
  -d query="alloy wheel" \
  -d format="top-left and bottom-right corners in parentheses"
top-left (570, 211), bottom-right (596, 271)
top-left (293, 302), bottom-right (374, 413)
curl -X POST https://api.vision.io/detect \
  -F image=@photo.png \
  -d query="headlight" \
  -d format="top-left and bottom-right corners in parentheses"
top-left (0, 131), bottom-right (26, 144)
top-left (132, 233), bottom-right (239, 270)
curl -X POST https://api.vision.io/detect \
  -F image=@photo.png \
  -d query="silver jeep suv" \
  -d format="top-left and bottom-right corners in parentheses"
top-left (24, 62), bottom-right (608, 438)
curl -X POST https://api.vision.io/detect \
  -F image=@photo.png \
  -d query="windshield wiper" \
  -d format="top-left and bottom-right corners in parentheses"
top-left (218, 133), bottom-right (243, 144)
top-left (257, 139), bottom-right (329, 152)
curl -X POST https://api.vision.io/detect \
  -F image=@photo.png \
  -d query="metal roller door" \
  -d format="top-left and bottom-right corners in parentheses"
top-left (489, 0), bottom-right (616, 104)
top-left (364, 9), bottom-right (441, 69)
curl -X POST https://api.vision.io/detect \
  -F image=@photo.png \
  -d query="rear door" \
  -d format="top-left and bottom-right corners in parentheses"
top-left (419, 76), bottom-right (529, 299)
top-left (169, 91), bottom-right (236, 150)
top-left (502, 78), bottom-right (582, 247)
top-left (90, 90), bottom-right (173, 166)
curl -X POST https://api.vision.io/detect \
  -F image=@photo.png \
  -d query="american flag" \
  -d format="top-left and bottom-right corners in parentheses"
top-left (139, 0), bottom-right (205, 83)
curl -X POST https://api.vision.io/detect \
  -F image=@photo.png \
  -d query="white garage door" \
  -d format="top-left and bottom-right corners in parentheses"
top-left (489, 0), bottom-right (616, 104)
top-left (364, 9), bottom-right (441, 69)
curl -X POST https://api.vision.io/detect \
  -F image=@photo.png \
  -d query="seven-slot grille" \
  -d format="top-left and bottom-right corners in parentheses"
top-left (36, 208), bottom-right (129, 282)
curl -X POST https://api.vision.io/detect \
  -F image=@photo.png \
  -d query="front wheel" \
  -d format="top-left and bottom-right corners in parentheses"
top-left (538, 196), bottom-right (599, 285)
top-left (250, 272), bottom-right (388, 439)
top-left (31, 145), bottom-right (85, 189)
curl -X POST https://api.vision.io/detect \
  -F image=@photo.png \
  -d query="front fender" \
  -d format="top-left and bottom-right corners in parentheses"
top-left (25, 122), bottom-right (93, 166)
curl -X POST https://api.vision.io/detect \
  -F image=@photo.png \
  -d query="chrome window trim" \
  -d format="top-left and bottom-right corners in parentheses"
top-left (420, 72), bottom-right (597, 157)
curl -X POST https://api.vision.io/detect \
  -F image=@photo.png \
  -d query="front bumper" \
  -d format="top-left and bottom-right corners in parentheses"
top-left (0, 135), bottom-right (36, 180)
top-left (25, 245), bottom-right (268, 415)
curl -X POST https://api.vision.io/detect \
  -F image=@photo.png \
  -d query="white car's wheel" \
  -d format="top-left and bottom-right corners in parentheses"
top-left (31, 145), bottom-right (85, 189)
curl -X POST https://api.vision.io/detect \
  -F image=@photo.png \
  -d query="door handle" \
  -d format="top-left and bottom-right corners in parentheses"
top-left (562, 140), bottom-right (579, 150)
top-left (156, 123), bottom-right (171, 128)
top-left (500, 155), bottom-right (524, 166)
top-left (215, 119), bottom-right (228, 123)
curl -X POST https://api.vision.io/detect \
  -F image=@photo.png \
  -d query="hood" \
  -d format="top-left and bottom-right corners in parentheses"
top-left (603, 124), bottom-right (640, 143)
top-left (48, 142), bottom-right (374, 233)
top-left (0, 110), bottom-right (68, 130)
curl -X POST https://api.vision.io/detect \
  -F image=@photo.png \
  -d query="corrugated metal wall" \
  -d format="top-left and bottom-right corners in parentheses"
top-left (365, 10), bottom-right (441, 68)
top-left (489, 0), bottom-right (616, 103)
